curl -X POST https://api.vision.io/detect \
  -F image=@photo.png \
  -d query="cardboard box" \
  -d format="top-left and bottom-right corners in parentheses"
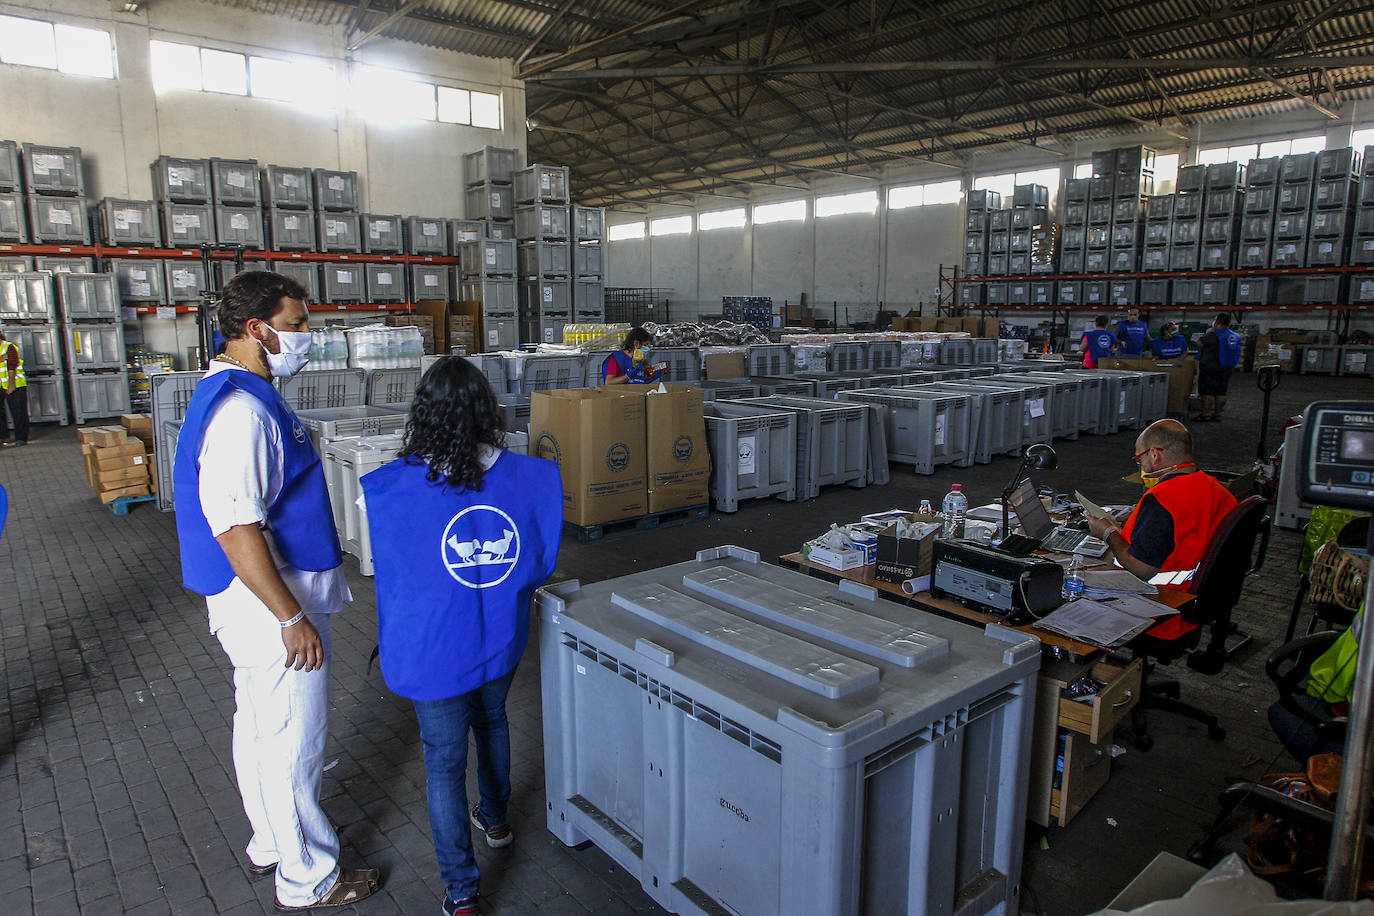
top-left (805, 543), bottom-right (866, 571)
top-left (99, 483), bottom-right (150, 505)
top-left (97, 464), bottom-right (149, 488)
top-left (78, 426), bottom-right (127, 447)
top-left (874, 513), bottom-right (939, 584)
top-left (449, 314), bottom-right (475, 334)
top-left (936, 318), bottom-right (962, 333)
top-left (1102, 356), bottom-right (1197, 414)
top-left (915, 317), bottom-right (939, 332)
top-left (642, 385), bottom-right (710, 513)
top-left (531, 388), bottom-right (647, 527)
top-left (703, 352), bottom-right (747, 380)
top-left (961, 317), bottom-right (983, 336)
top-left (415, 299), bottom-right (451, 353)
top-left (120, 414), bottom-right (153, 440)
top-left (1254, 335), bottom-right (1299, 372)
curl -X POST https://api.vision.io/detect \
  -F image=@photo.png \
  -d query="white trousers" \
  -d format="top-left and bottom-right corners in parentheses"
top-left (214, 605), bottom-right (340, 906)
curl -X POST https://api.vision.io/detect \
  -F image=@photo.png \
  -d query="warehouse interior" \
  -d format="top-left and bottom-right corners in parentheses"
top-left (4, 0), bottom-right (1374, 913)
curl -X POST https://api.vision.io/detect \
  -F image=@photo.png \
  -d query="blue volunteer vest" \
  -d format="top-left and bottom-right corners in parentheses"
top-left (1116, 320), bottom-right (1149, 356)
top-left (1149, 336), bottom-right (1187, 359)
top-left (361, 451), bottom-right (563, 701)
top-left (1217, 328), bottom-right (1242, 367)
top-left (602, 350), bottom-right (648, 384)
top-left (173, 369), bottom-right (342, 595)
top-left (1084, 329), bottom-right (1115, 360)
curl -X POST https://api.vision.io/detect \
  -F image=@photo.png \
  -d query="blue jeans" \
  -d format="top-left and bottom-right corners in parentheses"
top-left (412, 668), bottom-right (517, 901)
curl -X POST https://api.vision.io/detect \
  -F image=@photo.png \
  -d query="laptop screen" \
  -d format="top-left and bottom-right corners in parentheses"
top-left (1009, 478), bottom-right (1055, 540)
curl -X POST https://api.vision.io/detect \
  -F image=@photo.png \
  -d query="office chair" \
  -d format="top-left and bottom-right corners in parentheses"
top-left (1129, 496), bottom-right (1272, 751)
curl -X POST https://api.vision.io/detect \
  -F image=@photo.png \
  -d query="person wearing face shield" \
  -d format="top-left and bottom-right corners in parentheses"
top-left (601, 326), bottom-right (663, 384)
top-left (171, 272), bottom-right (380, 910)
top-left (1086, 419), bottom-right (1238, 639)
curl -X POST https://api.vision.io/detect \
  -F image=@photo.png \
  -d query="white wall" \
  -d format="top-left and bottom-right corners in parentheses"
top-left (607, 100), bottom-right (1374, 333)
top-left (1, 0), bottom-right (526, 360)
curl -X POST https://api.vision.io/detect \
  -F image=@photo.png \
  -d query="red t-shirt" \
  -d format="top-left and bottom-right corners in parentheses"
top-left (603, 352), bottom-right (626, 378)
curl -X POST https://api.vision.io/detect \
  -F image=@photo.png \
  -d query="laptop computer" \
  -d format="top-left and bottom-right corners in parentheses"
top-left (1004, 479), bottom-right (1109, 558)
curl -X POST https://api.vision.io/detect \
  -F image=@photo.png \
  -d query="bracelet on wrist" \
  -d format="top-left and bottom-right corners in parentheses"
top-left (279, 610), bottom-right (305, 628)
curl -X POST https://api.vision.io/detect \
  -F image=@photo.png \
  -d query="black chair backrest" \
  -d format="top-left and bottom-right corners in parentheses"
top-left (1184, 496), bottom-right (1271, 625)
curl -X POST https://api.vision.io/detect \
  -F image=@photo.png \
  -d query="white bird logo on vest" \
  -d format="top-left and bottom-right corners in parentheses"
top-left (440, 506), bottom-right (521, 589)
top-left (447, 529), bottom-right (514, 566)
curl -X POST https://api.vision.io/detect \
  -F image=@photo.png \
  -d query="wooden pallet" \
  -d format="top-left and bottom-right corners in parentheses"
top-left (107, 494), bottom-right (157, 516)
top-left (564, 503), bottom-right (709, 543)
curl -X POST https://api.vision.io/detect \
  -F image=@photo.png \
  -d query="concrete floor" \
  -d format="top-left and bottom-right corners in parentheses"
top-left (0, 370), bottom-right (1369, 915)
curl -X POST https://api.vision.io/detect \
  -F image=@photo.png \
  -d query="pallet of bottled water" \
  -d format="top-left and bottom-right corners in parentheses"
top-left (345, 324), bottom-right (424, 370)
top-left (306, 328), bottom-right (351, 371)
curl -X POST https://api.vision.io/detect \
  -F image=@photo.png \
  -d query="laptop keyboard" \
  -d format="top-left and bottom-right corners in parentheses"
top-left (1042, 528), bottom-right (1084, 553)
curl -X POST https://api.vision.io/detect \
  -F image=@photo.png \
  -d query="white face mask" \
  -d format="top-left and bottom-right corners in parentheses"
top-left (259, 325), bottom-right (312, 378)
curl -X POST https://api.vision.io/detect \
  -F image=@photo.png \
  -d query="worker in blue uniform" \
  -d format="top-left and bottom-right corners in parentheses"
top-left (361, 356), bottom-right (562, 916)
top-left (1115, 307), bottom-right (1150, 357)
top-left (1194, 312), bottom-right (1243, 421)
top-left (1148, 322), bottom-right (1188, 359)
top-left (1079, 315), bottom-right (1117, 369)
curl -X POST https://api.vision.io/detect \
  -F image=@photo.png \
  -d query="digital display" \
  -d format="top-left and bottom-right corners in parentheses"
top-left (1340, 429), bottom-right (1374, 463)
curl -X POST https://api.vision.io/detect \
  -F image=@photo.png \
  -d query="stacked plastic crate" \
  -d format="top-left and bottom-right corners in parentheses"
top-left (961, 188), bottom-right (995, 309)
top-left (24, 143), bottom-right (91, 250)
top-left (312, 169), bottom-right (362, 303)
top-left (1080, 160), bottom-right (1114, 311)
top-left (209, 158), bottom-right (265, 250)
top-left (1108, 146), bottom-right (1153, 316)
top-left (1273, 152), bottom-right (1316, 272)
top-left (0, 141), bottom-right (25, 247)
top-left (1007, 184), bottom-right (1049, 308)
top-left (1237, 156), bottom-right (1280, 309)
top-left (1350, 147), bottom-right (1374, 309)
top-left (361, 213), bottom-right (405, 304)
top-left (406, 214), bottom-right (450, 304)
top-left (1140, 193), bottom-right (1172, 304)
top-left (1056, 179), bottom-right (1086, 310)
top-left (984, 205), bottom-right (1011, 310)
top-left (57, 272), bottom-right (129, 423)
top-left (1307, 148), bottom-right (1359, 305)
top-left (463, 146), bottom-right (519, 241)
top-left (460, 238), bottom-right (518, 351)
top-left (151, 156), bottom-right (215, 249)
top-left (572, 206), bottom-right (605, 324)
top-left (1169, 164), bottom-right (1206, 307)
top-left (514, 164), bottom-right (572, 345)
top-left (1199, 161), bottom-right (1244, 308)
top-left (0, 272), bottom-right (67, 424)
top-left (263, 166), bottom-right (321, 304)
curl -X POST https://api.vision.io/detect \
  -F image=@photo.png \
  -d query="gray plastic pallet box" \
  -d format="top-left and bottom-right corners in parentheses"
top-left (23, 144), bottom-right (83, 196)
top-left (514, 204), bottom-right (570, 240)
top-left (109, 259), bottom-right (167, 304)
top-left (164, 260), bottom-right (208, 303)
top-left (962, 378), bottom-right (1053, 446)
top-left (215, 260), bottom-right (268, 289)
top-left (364, 263), bottom-right (406, 303)
top-left (1302, 344), bottom-right (1341, 375)
top-left (697, 380), bottom-right (761, 400)
top-left (410, 264), bottom-right (450, 301)
top-left (0, 140), bottom-right (19, 192)
top-left (447, 219), bottom-right (486, 251)
top-left (738, 395), bottom-right (869, 498)
top-left (702, 402), bottom-right (798, 509)
top-left (27, 196), bottom-right (90, 245)
top-left (573, 277), bottom-right (603, 314)
top-left (149, 370), bottom-right (204, 510)
top-left (406, 216), bottom-right (447, 256)
top-left (210, 159), bottom-right (261, 206)
top-left (295, 405), bottom-right (407, 454)
top-left (70, 370), bottom-right (130, 424)
top-left (487, 220), bottom-right (513, 241)
top-left (460, 276), bottom-right (518, 317)
top-left (366, 368), bottom-right (422, 410)
top-left (747, 345), bottom-right (793, 377)
top-left (313, 170), bottom-right (359, 212)
top-left (279, 367), bottom-right (366, 410)
top-left (919, 382), bottom-right (1023, 464)
top-left (8, 325), bottom-right (61, 373)
top-left (1341, 346), bottom-right (1374, 377)
top-left (97, 198), bottom-right (160, 247)
top-left (466, 183), bottom-right (514, 221)
top-left (215, 205), bottom-right (265, 248)
top-left (267, 260), bottom-right (320, 303)
top-left (318, 212), bottom-right (361, 253)
top-left (839, 388), bottom-right (974, 473)
top-left (514, 164), bottom-right (570, 204)
top-left (160, 202), bottom-right (214, 247)
top-left (27, 375), bottom-right (68, 425)
top-left (362, 213), bottom-right (404, 254)
top-left (151, 156), bottom-right (211, 203)
top-left (520, 279), bottom-right (571, 315)
top-left (518, 240), bottom-right (570, 277)
top-left (503, 353), bottom-right (585, 393)
top-left (521, 311), bottom-right (570, 346)
top-left (482, 317), bottom-right (518, 351)
top-left (269, 208), bottom-right (317, 251)
top-left (463, 147), bottom-right (519, 187)
top-left (573, 205), bottom-right (605, 240)
top-left (264, 165), bottom-right (313, 209)
top-left (748, 378), bottom-right (812, 397)
top-left (55, 273), bottom-right (116, 321)
top-left (538, 547), bottom-right (1036, 916)
top-left (0, 192), bottom-right (26, 243)
top-left (63, 322), bottom-right (125, 371)
top-left (323, 263), bottom-right (365, 303)
top-left (461, 239), bottom-right (517, 276)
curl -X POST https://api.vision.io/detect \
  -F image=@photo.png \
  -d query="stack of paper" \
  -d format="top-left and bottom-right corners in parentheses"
top-left (1034, 594), bottom-right (1176, 648)
top-left (1081, 569), bottom-right (1155, 597)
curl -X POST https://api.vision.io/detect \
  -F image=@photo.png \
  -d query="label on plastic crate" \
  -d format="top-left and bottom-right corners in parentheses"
top-left (336, 270), bottom-right (353, 283)
top-left (423, 274), bottom-right (437, 286)
top-left (168, 167), bottom-right (190, 185)
top-left (544, 327), bottom-right (553, 342)
top-left (1119, 392), bottom-right (1128, 414)
top-left (157, 307), bottom-right (175, 320)
top-left (488, 329), bottom-right (499, 346)
top-left (377, 272), bottom-right (393, 285)
top-left (1027, 398), bottom-right (1045, 419)
top-left (738, 436), bottom-right (756, 474)
top-left (172, 268), bottom-right (194, 287)
top-left (130, 267), bottom-right (146, 280)
top-left (281, 173), bottom-right (300, 187)
top-left (328, 176), bottom-right (345, 191)
top-left (230, 212), bottom-right (250, 230)
top-left (543, 286), bottom-right (553, 303)
top-left (47, 205), bottom-right (72, 225)
top-left (1351, 354), bottom-right (1368, 373)
top-left (541, 210), bottom-right (551, 227)
top-left (33, 154), bottom-right (65, 174)
top-left (370, 220), bottom-right (390, 237)
top-left (132, 281), bottom-right (151, 296)
top-left (491, 192), bottom-right (501, 208)
top-left (173, 213), bottom-right (201, 231)
top-left (485, 248), bottom-right (496, 265)
top-left (934, 417), bottom-right (946, 447)
top-left (227, 170), bottom-right (247, 188)
top-left (423, 222), bottom-right (438, 236)
top-left (284, 215), bottom-right (300, 230)
top-left (326, 219), bottom-right (343, 235)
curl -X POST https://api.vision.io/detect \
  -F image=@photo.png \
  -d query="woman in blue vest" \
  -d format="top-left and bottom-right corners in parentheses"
top-left (1079, 314), bottom-right (1116, 368)
top-left (1194, 312), bottom-right (1243, 421)
top-left (361, 357), bottom-right (562, 916)
top-left (600, 326), bottom-right (662, 384)
top-left (1147, 322), bottom-right (1188, 359)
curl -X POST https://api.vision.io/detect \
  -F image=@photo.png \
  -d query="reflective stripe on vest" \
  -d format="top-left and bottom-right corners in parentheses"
top-left (0, 340), bottom-right (26, 389)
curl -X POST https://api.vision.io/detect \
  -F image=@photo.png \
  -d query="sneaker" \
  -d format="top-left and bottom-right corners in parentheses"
top-left (442, 894), bottom-right (480, 915)
top-left (0, 440), bottom-right (14, 448)
top-left (469, 804), bottom-right (513, 848)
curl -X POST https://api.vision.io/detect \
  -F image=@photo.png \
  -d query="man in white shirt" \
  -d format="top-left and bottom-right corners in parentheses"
top-left (171, 271), bottom-right (379, 910)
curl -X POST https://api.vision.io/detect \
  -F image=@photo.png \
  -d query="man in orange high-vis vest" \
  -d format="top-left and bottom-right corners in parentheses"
top-left (1087, 419), bottom-right (1237, 640)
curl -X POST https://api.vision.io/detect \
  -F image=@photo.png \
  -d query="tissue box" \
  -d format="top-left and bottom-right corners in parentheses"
top-left (805, 543), bottom-right (866, 571)
top-left (875, 512), bottom-right (939, 584)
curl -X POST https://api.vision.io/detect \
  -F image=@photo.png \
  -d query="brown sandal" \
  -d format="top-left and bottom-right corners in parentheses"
top-left (275, 867), bottom-right (382, 911)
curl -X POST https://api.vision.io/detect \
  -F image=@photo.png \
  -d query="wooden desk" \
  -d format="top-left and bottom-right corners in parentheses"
top-left (777, 550), bottom-right (1195, 828)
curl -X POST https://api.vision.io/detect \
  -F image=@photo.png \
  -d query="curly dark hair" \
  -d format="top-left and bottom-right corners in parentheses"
top-left (218, 271), bottom-right (307, 339)
top-left (620, 326), bottom-right (653, 350)
top-left (399, 356), bottom-right (506, 492)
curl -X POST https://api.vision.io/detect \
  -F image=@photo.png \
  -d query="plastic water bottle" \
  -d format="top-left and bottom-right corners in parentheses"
top-left (1063, 554), bottom-right (1085, 600)
top-left (941, 484), bottom-right (967, 539)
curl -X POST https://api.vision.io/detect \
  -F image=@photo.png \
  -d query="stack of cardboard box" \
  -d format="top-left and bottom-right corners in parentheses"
top-left (79, 425), bottom-right (151, 504)
top-left (448, 314), bottom-right (476, 355)
top-left (530, 384), bottom-right (710, 528)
